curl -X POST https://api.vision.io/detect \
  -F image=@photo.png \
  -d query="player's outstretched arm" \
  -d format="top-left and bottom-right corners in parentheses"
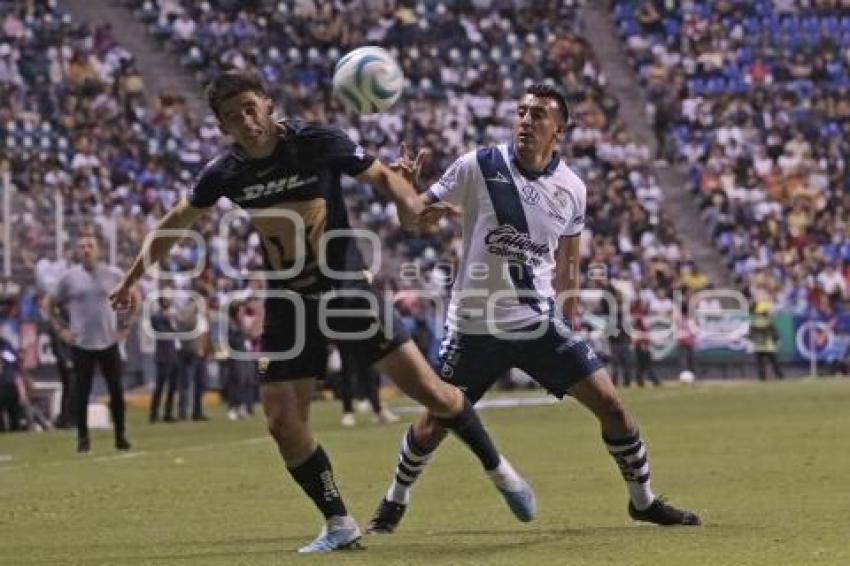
top-left (109, 198), bottom-right (207, 311)
top-left (355, 160), bottom-right (423, 231)
top-left (553, 234), bottom-right (582, 324)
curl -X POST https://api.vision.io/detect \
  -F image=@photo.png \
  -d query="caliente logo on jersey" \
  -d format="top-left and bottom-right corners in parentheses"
top-left (484, 225), bottom-right (550, 266)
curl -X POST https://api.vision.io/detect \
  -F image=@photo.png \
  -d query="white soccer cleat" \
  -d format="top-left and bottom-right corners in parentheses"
top-left (298, 518), bottom-right (362, 553)
top-left (341, 413), bottom-right (357, 427)
top-left (495, 476), bottom-right (537, 522)
top-left (488, 457), bottom-right (537, 522)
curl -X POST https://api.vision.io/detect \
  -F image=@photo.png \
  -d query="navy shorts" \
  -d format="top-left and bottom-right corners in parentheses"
top-left (258, 283), bottom-right (409, 383)
top-left (438, 317), bottom-right (605, 403)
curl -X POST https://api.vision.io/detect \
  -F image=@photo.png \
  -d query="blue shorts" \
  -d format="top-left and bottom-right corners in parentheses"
top-left (438, 318), bottom-right (605, 403)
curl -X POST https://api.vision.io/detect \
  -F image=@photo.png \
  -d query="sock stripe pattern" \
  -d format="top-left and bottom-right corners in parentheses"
top-left (605, 434), bottom-right (651, 484)
top-left (395, 427), bottom-right (432, 486)
top-left (604, 432), bottom-right (656, 510)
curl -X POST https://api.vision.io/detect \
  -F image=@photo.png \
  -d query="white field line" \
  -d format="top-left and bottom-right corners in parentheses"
top-left (394, 395), bottom-right (561, 414)
top-left (3, 436), bottom-right (270, 473)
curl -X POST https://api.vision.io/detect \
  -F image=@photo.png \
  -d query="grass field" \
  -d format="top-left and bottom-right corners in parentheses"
top-left (1, 379), bottom-right (849, 566)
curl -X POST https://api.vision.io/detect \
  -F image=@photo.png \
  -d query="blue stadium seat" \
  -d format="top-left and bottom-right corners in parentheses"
top-left (801, 16), bottom-right (818, 32)
top-left (663, 18), bottom-right (679, 38)
top-left (824, 16), bottom-right (840, 34)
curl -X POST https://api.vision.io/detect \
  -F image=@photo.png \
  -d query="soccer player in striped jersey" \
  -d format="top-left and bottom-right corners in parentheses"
top-left (367, 84), bottom-right (701, 533)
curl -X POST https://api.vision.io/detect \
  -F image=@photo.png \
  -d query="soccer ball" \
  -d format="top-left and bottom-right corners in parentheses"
top-left (678, 370), bottom-right (695, 384)
top-left (332, 46), bottom-right (404, 114)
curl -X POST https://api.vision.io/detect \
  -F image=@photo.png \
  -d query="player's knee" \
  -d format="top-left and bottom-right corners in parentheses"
top-left (425, 381), bottom-right (461, 416)
top-left (267, 416), bottom-right (313, 460)
top-left (266, 413), bottom-right (299, 445)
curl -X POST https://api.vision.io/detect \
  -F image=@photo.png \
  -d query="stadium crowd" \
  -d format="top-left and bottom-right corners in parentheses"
top-left (0, 0), bottom-right (776, 431)
top-left (614, 0), bottom-right (850, 322)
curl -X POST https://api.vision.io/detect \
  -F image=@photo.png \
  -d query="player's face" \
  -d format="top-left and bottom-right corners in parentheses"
top-left (217, 91), bottom-right (277, 155)
top-left (77, 237), bottom-right (99, 266)
top-left (513, 94), bottom-right (565, 159)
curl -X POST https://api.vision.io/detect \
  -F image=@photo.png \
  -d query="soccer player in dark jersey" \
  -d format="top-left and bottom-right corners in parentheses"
top-left (109, 70), bottom-right (534, 553)
top-left (367, 84), bottom-right (701, 534)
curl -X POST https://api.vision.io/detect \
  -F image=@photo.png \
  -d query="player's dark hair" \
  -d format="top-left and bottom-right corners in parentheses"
top-left (526, 83), bottom-right (570, 125)
top-left (205, 69), bottom-right (270, 117)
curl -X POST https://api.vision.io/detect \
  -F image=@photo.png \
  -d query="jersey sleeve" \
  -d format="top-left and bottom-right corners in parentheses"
top-left (313, 126), bottom-right (375, 176)
top-left (108, 266), bottom-right (124, 287)
top-left (424, 151), bottom-right (476, 207)
top-left (563, 178), bottom-right (587, 237)
top-left (187, 155), bottom-right (227, 208)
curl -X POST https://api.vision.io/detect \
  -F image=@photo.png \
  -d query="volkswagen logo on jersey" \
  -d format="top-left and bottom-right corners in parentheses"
top-left (520, 184), bottom-right (540, 206)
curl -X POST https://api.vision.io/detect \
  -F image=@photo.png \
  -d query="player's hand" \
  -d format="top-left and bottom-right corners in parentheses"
top-left (391, 142), bottom-right (430, 187)
top-left (418, 201), bottom-right (459, 230)
top-left (109, 282), bottom-right (137, 313)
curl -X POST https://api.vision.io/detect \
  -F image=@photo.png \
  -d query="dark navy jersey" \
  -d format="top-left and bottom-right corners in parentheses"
top-left (188, 120), bottom-right (376, 294)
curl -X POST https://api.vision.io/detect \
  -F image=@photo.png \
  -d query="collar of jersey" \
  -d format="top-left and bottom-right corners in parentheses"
top-left (508, 143), bottom-right (560, 180)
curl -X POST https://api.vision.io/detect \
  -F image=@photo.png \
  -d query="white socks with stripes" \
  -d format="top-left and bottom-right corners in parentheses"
top-left (386, 426), bottom-right (433, 505)
top-left (605, 431), bottom-right (656, 511)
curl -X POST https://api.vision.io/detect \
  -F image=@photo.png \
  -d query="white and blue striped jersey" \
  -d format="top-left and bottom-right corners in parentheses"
top-left (426, 143), bottom-right (587, 334)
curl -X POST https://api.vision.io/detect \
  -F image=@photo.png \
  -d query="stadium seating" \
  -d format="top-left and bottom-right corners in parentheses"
top-left (613, 0), bottom-right (850, 316)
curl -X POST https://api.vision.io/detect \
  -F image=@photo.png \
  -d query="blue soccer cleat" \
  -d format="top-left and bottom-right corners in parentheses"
top-left (495, 475), bottom-right (537, 522)
top-left (297, 519), bottom-right (363, 553)
top-left (488, 457), bottom-right (537, 522)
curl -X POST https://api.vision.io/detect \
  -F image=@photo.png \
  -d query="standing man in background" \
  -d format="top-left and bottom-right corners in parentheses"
top-left (337, 348), bottom-right (398, 427)
top-left (149, 297), bottom-right (181, 423)
top-left (178, 299), bottom-right (211, 421)
top-left (48, 235), bottom-right (135, 453)
top-left (601, 283), bottom-right (633, 387)
top-left (631, 297), bottom-right (660, 387)
top-left (749, 301), bottom-right (784, 381)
